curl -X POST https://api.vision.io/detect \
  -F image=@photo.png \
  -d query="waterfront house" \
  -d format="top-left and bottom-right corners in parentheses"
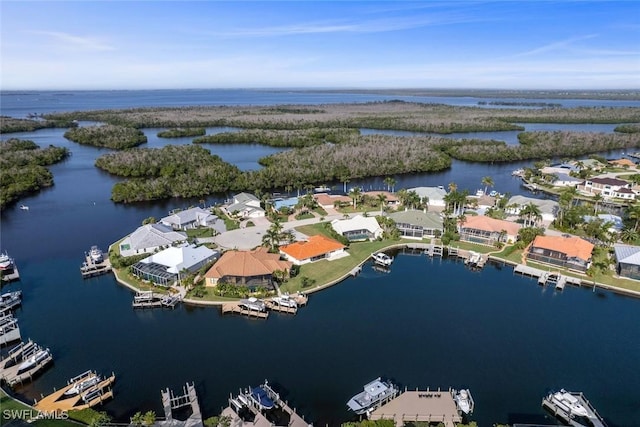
top-left (279, 235), bottom-right (347, 265)
top-left (609, 158), bottom-right (636, 168)
top-left (389, 209), bottom-right (444, 239)
top-left (313, 193), bottom-right (352, 208)
top-left (506, 195), bottom-right (559, 223)
top-left (583, 214), bottom-right (624, 233)
top-left (363, 191), bottom-right (399, 207)
top-left (407, 186), bottom-right (448, 208)
top-left (204, 247), bottom-right (292, 289)
top-left (160, 207), bottom-right (226, 233)
top-left (577, 177), bottom-right (635, 200)
top-left (613, 243), bottom-right (640, 280)
top-left (331, 215), bottom-right (382, 241)
top-left (119, 223), bottom-right (187, 257)
top-left (458, 215), bottom-right (520, 246)
top-left (131, 245), bottom-right (219, 286)
top-left (226, 192), bottom-right (265, 218)
top-left (527, 235), bottom-right (594, 272)
top-left (551, 173), bottom-right (583, 188)
top-left (540, 163), bottom-right (579, 176)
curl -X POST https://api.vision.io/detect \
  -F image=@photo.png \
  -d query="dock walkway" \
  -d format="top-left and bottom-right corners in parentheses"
top-left (221, 303), bottom-right (269, 319)
top-left (369, 388), bottom-right (462, 427)
top-left (34, 372), bottom-right (115, 412)
top-left (80, 256), bottom-right (112, 279)
top-left (158, 382), bottom-right (202, 427)
top-left (542, 390), bottom-right (607, 427)
top-left (0, 340), bottom-right (53, 386)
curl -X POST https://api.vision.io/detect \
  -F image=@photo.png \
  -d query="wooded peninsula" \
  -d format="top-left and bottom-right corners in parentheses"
top-left (4, 101), bottom-right (640, 203)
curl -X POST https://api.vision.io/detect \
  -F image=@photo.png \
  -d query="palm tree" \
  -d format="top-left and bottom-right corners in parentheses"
top-left (384, 176), bottom-right (396, 193)
top-left (520, 202), bottom-right (542, 227)
top-left (592, 193), bottom-right (603, 214)
top-left (448, 182), bottom-right (458, 193)
top-left (620, 226), bottom-right (639, 243)
top-left (349, 187), bottom-right (362, 209)
top-left (262, 229), bottom-right (280, 252)
top-left (481, 176), bottom-right (494, 195)
top-left (340, 175), bottom-right (350, 194)
top-left (377, 193), bottom-right (387, 215)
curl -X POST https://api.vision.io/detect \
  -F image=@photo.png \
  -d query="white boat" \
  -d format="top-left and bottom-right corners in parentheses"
top-left (19, 205), bottom-right (29, 211)
top-left (17, 348), bottom-right (50, 373)
top-left (371, 252), bottom-right (393, 266)
top-left (0, 252), bottom-right (14, 271)
top-left (272, 294), bottom-right (297, 308)
top-left (0, 291), bottom-right (22, 310)
top-left (346, 377), bottom-right (398, 415)
top-left (64, 374), bottom-right (101, 396)
top-left (454, 389), bottom-right (474, 415)
top-left (89, 246), bottom-right (104, 263)
top-left (549, 390), bottom-right (589, 418)
top-left (239, 297), bottom-right (266, 312)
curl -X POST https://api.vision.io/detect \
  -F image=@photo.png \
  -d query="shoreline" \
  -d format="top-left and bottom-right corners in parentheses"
top-left (110, 241), bottom-right (640, 304)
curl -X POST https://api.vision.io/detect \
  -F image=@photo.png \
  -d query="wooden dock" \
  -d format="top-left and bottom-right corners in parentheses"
top-left (159, 382), bottom-right (202, 426)
top-left (0, 310), bottom-right (21, 346)
top-left (369, 388), bottom-right (462, 427)
top-left (264, 300), bottom-right (297, 314)
top-left (80, 256), bottom-right (112, 278)
top-left (34, 372), bottom-right (115, 412)
top-left (515, 265), bottom-right (584, 289)
top-left (0, 340), bottom-right (53, 386)
top-left (1, 265), bottom-right (20, 283)
top-left (221, 303), bottom-right (269, 319)
top-left (132, 291), bottom-right (181, 309)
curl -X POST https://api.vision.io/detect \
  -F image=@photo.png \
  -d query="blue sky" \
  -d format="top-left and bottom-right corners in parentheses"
top-left (1, 1), bottom-right (639, 90)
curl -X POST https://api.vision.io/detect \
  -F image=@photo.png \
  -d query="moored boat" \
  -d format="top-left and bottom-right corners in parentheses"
top-left (0, 252), bottom-right (14, 271)
top-left (19, 205), bottom-right (29, 211)
top-left (17, 347), bottom-right (51, 373)
top-left (89, 246), bottom-right (104, 263)
top-left (271, 294), bottom-right (297, 308)
top-left (0, 291), bottom-right (22, 310)
top-left (371, 252), bottom-right (393, 267)
top-left (347, 377), bottom-right (398, 415)
top-left (454, 388), bottom-right (474, 415)
top-left (64, 373), bottom-right (102, 397)
top-left (250, 385), bottom-right (275, 410)
top-left (548, 389), bottom-right (589, 417)
top-left (239, 297), bottom-right (266, 312)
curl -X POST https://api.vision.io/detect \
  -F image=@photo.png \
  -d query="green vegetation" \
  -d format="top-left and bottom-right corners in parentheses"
top-left (194, 128), bottom-right (358, 147)
top-left (0, 116), bottom-right (78, 133)
top-left (95, 145), bottom-right (243, 202)
top-left (615, 123), bottom-right (640, 133)
top-left (64, 124), bottom-right (147, 149)
top-left (0, 138), bottom-right (70, 209)
top-left (342, 420), bottom-right (396, 427)
top-left (157, 127), bottom-right (206, 138)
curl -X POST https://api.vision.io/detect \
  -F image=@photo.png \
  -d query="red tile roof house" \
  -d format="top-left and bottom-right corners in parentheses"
top-left (458, 215), bottom-right (521, 246)
top-left (313, 193), bottom-right (352, 209)
top-left (577, 177), bottom-right (636, 200)
top-left (279, 234), bottom-right (347, 265)
top-left (204, 247), bottom-right (292, 289)
top-left (527, 235), bottom-right (594, 272)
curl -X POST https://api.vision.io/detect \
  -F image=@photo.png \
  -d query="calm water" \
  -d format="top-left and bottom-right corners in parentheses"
top-left (1, 90), bottom-right (639, 426)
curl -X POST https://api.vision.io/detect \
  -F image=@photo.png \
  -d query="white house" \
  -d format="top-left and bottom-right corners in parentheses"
top-left (119, 223), bottom-right (187, 257)
top-left (506, 195), bottom-right (559, 223)
top-left (160, 207), bottom-right (226, 233)
top-left (551, 173), bottom-right (583, 188)
top-left (407, 187), bottom-right (447, 207)
top-left (226, 192), bottom-right (265, 218)
top-left (577, 177), bottom-right (635, 200)
top-left (131, 245), bottom-right (219, 286)
top-left (331, 215), bottom-right (383, 241)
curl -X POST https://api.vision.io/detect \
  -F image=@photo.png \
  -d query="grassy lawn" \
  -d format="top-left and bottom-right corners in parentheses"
top-left (185, 227), bottom-right (214, 238)
top-left (1, 388), bottom-right (31, 426)
top-left (295, 212), bottom-right (315, 220)
top-left (113, 267), bottom-right (169, 294)
top-left (313, 206), bottom-right (328, 216)
top-left (447, 240), bottom-right (499, 254)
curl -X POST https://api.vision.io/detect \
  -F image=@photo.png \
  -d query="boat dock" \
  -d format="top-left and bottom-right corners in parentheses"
top-left (264, 300), bottom-right (297, 314)
top-left (0, 340), bottom-right (53, 386)
top-left (0, 309), bottom-right (21, 346)
top-left (221, 303), bottom-right (269, 319)
top-left (369, 388), bottom-right (462, 427)
top-left (1, 265), bottom-right (20, 283)
top-left (222, 380), bottom-right (310, 427)
top-left (542, 390), bottom-right (607, 427)
top-left (80, 255), bottom-right (112, 278)
top-left (159, 382), bottom-right (202, 427)
top-left (515, 265), bottom-right (583, 288)
top-left (132, 290), bottom-right (181, 309)
top-left (34, 371), bottom-right (115, 412)
top-left (0, 291), bottom-right (22, 311)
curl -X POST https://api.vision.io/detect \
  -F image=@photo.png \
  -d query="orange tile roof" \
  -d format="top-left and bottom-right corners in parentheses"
top-left (205, 247), bottom-right (292, 279)
top-left (279, 234), bottom-right (345, 261)
top-left (460, 215), bottom-right (521, 236)
top-left (364, 191), bottom-right (399, 202)
top-left (531, 235), bottom-right (594, 260)
top-left (313, 193), bottom-right (352, 206)
top-left (609, 158), bottom-right (635, 167)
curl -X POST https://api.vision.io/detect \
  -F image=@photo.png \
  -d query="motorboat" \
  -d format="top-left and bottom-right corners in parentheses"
top-left (0, 291), bottom-right (22, 310)
top-left (89, 246), bottom-right (104, 263)
top-left (272, 294), bottom-right (297, 308)
top-left (19, 205), bottom-right (29, 211)
top-left (17, 348), bottom-right (50, 373)
top-left (82, 388), bottom-right (103, 403)
top-left (454, 389), bottom-right (474, 415)
top-left (347, 377), bottom-right (398, 415)
top-left (239, 297), bottom-right (266, 312)
top-left (0, 252), bottom-right (14, 271)
top-left (371, 252), bottom-right (393, 267)
top-left (250, 385), bottom-right (275, 410)
top-left (64, 374), bottom-right (102, 397)
top-left (548, 390), bottom-right (589, 418)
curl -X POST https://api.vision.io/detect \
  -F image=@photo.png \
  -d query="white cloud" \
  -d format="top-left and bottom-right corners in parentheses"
top-left (514, 34), bottom-right (598, 57)
top-left (28, 30), bottom-right (116, 52)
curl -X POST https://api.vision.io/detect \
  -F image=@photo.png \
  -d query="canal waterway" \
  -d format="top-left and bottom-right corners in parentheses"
top-left (1, 90), bottom-right (639, 426)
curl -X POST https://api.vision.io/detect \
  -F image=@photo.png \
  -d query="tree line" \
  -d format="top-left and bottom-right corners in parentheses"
top-left (0, 116), bottom-right (78, 133)
top-left (0, 138), bottom-right (70, 209)
top-left (157, 128), bottom-right (206, 138)
top-left (193, 128), bottom-right (358, 147)
top-left (64, 124), bottom-right (147, 149)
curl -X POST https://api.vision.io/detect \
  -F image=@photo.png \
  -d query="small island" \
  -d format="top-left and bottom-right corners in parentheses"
top-left (157, 127), bottom-right (206, 138)
top-left (64, 124), bottom-right (147, 149)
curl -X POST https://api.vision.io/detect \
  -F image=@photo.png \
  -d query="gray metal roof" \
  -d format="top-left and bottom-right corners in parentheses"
top-left (614, 244), bottom-right (640, 266)
top-left (508, 195), bottom-right (559, 215)
top-left (389, 210), bottom-right (443, 229)
top-left (128, 223), bottom-right (187, 251)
